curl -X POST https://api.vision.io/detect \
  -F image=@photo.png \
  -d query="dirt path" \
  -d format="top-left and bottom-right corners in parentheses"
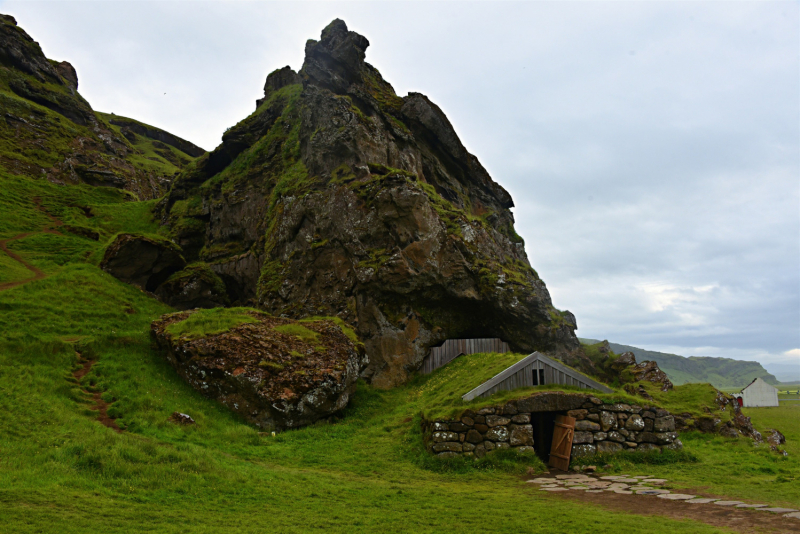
top-left (0, 197), bottom-right (63, 291)
top-left (529, 473), bottom-right (800, 533)
top-left (73, 352), bottom-right (121, 433)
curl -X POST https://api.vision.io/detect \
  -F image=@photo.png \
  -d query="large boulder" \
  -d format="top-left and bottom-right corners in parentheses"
top-left (100, 233), bottom-right (186, 291)
top-left (160, 19), bottom-right (584, 388)
top-left (151, 310), bottom-right (367, 429)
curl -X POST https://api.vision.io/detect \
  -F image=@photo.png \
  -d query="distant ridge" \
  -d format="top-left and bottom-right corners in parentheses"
top-left (580, 338), bottom-right (779, 389)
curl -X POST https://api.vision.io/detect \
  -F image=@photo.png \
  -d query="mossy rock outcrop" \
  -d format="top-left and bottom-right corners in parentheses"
top-left (151, 309), bottom-right (367, 429)
top-left (158, 19), bottom-right (585, 387)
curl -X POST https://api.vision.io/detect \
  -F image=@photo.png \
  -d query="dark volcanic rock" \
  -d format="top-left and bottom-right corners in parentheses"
top-left (154, 264), bottom-right (230, 310)
top-left (632, 360), bottom-right (674, 392)
top-left (55, 61), bottom-right (78, 90)
top-left (101, 233), bottom-right (186, 291)
top-left (151, 311), bottom-right (367, 429)
top-left (160, 19), bottom-right (583, 387)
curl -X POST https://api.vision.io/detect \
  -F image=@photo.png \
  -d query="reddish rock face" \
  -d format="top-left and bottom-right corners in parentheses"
top-left (159, 19), bottom-right (584, 387)
top-left (151, 311), bottom-right (367, 430)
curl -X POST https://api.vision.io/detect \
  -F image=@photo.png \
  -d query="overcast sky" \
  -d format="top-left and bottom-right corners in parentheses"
top-left (4, 1), bottom-right (798, 371)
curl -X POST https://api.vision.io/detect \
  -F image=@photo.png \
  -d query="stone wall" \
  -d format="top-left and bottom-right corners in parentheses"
top-left (570, 402), bottom-right (682, 457)
top-left (422, 392), bottom-right (683, 460)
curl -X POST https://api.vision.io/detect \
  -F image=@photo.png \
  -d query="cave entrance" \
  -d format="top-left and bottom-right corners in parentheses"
top-left (530, 411), bottom-right (563, 463)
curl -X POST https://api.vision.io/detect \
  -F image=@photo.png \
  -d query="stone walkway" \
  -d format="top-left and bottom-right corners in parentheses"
top-left (528, 473), bottom-right (800, 520)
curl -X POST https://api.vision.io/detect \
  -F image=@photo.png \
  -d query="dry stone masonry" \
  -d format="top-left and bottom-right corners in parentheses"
top-left (423, 392), bottom-right (682, 459)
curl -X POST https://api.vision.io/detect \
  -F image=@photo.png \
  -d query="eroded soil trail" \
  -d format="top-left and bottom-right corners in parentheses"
top-left (0, 197), bottom-right (63, 291)
top-left (73, 352), bottom-right (121, 433)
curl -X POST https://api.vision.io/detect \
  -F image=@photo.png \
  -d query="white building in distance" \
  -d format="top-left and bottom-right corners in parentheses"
top-left (733, 377), bottom-right (779, 408)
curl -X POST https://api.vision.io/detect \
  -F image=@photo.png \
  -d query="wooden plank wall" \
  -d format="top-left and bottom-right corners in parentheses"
top-left (477, 359), bottom-right (593, 398)
top-left (422, 338), bottom-right (510, 374)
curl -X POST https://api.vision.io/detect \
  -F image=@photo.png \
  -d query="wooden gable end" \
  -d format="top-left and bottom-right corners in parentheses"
top-left (462, 352), bottom-right (614, 401)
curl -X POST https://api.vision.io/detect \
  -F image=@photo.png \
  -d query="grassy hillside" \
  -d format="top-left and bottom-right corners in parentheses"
top-left (1, 169), bottom-right (799, 531)
top-left (581, 338), bottom-right (778, 389)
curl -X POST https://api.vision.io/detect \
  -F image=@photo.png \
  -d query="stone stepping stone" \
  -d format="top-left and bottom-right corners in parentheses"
top-left (759, 508), bottom-right (798, 514)
top-left (585, 490), bottom-right (604, 493)
top-left (527, 478), bottom-right (555, 484)
top-left (613, 490), bottom-right (633, 495)
top-left (629, 486), bottom-right (653, 491)
top-left (568, 486), bottom-right (589, 490)
top-left (556, 474), bottom-right (592, 480)
top-left (637, 489), bottom-right (670, 495)
top-left (657, 493), bottom-right (696, 500)
top-left (713, 501), bottom-right (744, 506)
top-left (641, 479), bottom-right (667, 485)
top-left (735, 503), bottom-right (767, 508)
top-left (784, 512), bottom-right (800, 519)
top-left (541, 487), bottom-right (570, 492)
top-left (600, 476), bottom-right (626, 480)
top-left (686, 498), bottom-right (718, 504)
top-left (540, 485), bottom-right (560, 489)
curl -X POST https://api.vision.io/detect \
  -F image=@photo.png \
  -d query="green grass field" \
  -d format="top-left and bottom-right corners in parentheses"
top-left (0, 172), bottom-right (798, 532)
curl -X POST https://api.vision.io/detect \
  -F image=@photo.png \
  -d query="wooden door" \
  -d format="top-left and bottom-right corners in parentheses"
top-left (548, 415), bottom-right (575, 471)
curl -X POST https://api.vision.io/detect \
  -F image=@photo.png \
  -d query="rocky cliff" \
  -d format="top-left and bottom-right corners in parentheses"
top-left (158, 19), bottom-right (583, 387)
top-left (0, 14), bottom-right (201, 199)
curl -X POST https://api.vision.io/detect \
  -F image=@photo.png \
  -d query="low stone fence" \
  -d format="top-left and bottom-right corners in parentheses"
top-left (422, 392), bottom-right (682, 460)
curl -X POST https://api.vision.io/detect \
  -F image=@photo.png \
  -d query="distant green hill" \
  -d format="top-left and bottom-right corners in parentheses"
top-left (580, 338), bottom-right (779, 389)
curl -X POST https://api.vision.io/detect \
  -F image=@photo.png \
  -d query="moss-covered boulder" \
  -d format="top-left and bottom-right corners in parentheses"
top-left (151, 308), bottom-right (367, 429)
top-left (154, 263), bottom-right (229, 310)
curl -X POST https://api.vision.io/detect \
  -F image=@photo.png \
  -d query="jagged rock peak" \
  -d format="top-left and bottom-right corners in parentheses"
top-left (301, 19), bottom-right (370, 91)
top-left (256, 66), bottom-right (301, 109)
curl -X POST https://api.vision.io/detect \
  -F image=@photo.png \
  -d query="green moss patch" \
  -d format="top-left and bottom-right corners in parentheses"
top-left (164, 307), bottom-right (261, 340)
top-left (272, 323), bottom-right (321, 344)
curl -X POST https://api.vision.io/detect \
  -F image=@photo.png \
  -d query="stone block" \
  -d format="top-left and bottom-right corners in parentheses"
top-left (618, 428), bottom-right (630, 438)
top-left (484, 440), bottom-right (496, 452)
top-left (630, 405), bottom-right (642, 413)
top-left (567, 409), bottom-right (588, 420)
top-left (449, 422), bottom-right (470, 432)
top-left (432, 431), bottom-right (458, 443)
top-left (597, 441), bottom-right (622, 454)
top-left (663, 439), bottom-right (683, 451)
top-left (496, 442), bottom-right (510, 449)
top-left (593, 432), bottom-right (608, 441)
top-left (573, 431), bottom-right (594, 444)
top-left (461, 416), bottom-right (475, 426)
top-left (654, 432), bottom-right (677, 444)
top-left (502, 403), bottom-right (518, 415)
top-left (437, 451), bottom-right (459, 458)
top-left (654, 416), bottom-right (675, 432)
top-left (463, 451), bottom-right (475, 458)
top-left (473, 415), bottom-right (486, 425)
top-left (644, 418), bottom-right (654, 432)
top-left (637, 443), bottom-right (661, 453)
top-left (432, 441), bottom-right (462, 453)
top-left (572, 444), bottom-right (597, 457)
top-left (511, 414), bottom-right (531, 424)
top-left (608, 403), bottom-right (632, 413)
top-left (625, 414), bottom-right (645, 431)
top-left (600, 411), bottom-right (616, 431)
top-left (432, 422), bottom-right (448, 431)
top-left (607, 431), bottom-right (625, 443)
top-left (459, 433), bottom-right (466, 443)
top-left (588, 397), bottom-right (603, 405)
top-left (462, 442), bottom-right (476, 452)
top-left (516, 446), bottom-right (535, 454)
top-left (516, 393), bottom-right (589, 413)
top-left (618, 413), bottom-right (629, 421)
top-left (474, 444), bottom-right (486, 458)
top-left (575, 420), bottom-right (601, 431)
top-left (655, 408), bottom-right (669, 417)
top-left (638, 432), bottom-right (658, 444)
top-left (486, 427), bottom-right (509, 442)
top-left (509, 424), bottom-right (534, 447)
top-left (465, 429), bottom-right (483, 443)
top-left (477, 407), bottom-right (495, 415)
top-left (485, 415), bottom-right (511, 427)
top-left (586, 414), bottom-right (600, 422)
top-left (642, 411), bottom-right (655, 419)
top-left (474, 424), bottom-right (489, 433)
top-left (625, 442), bottom-right (637, 448)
